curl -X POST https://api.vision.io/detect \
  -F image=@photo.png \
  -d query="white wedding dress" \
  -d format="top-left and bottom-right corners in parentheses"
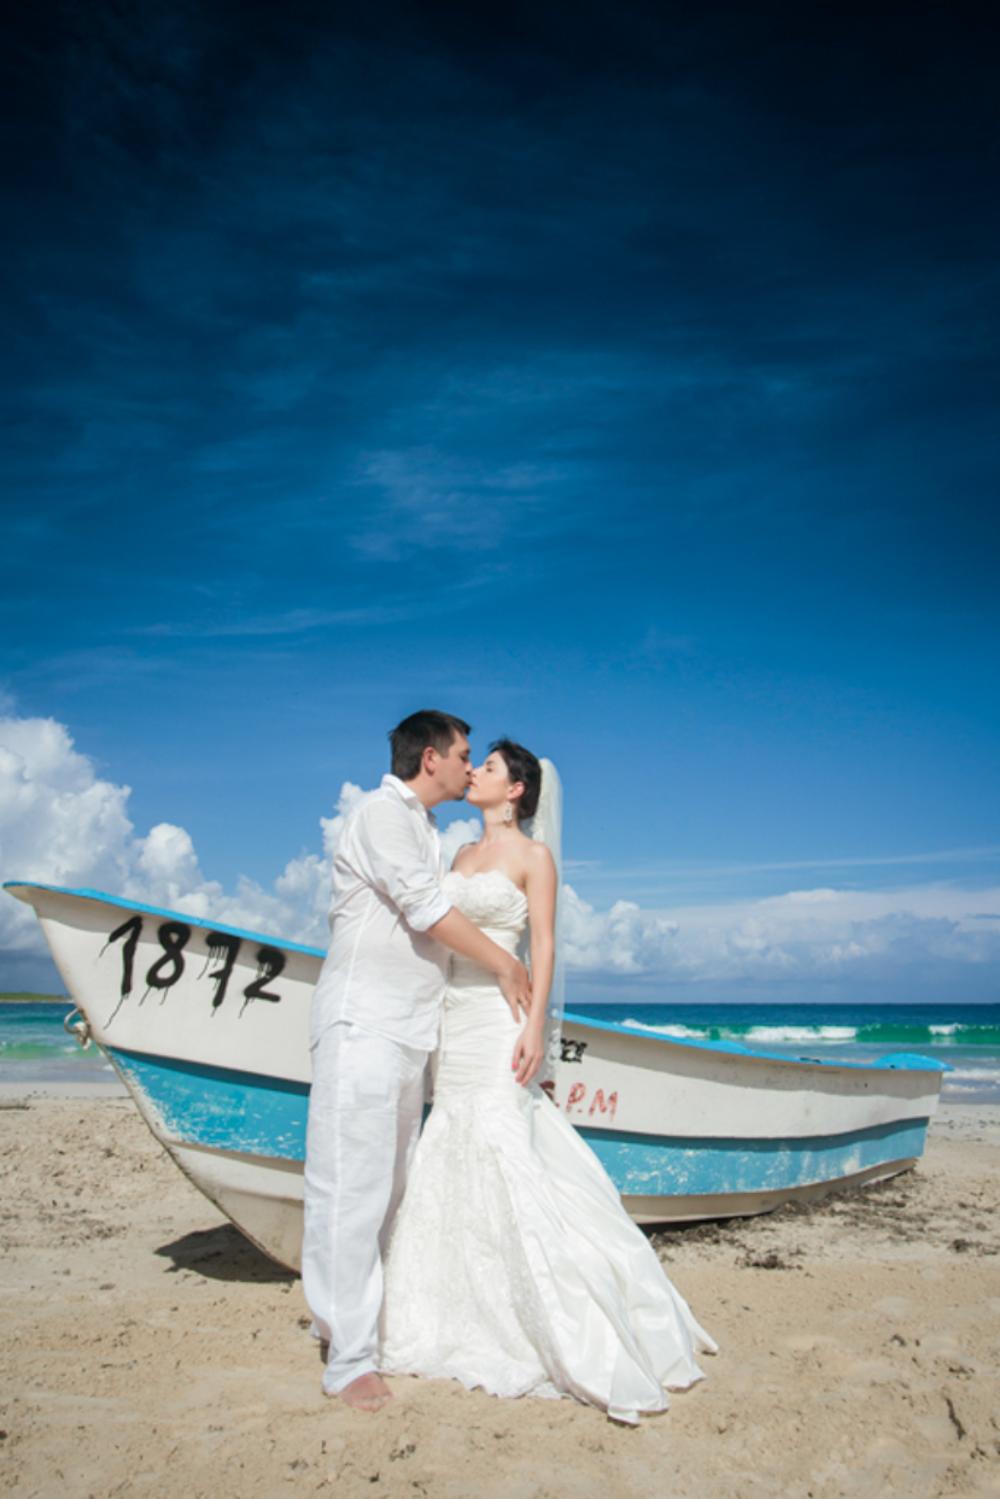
top-left (379, 870), bottom-right (717, 1423)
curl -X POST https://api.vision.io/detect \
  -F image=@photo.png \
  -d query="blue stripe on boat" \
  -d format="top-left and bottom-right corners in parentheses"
top-left (2, 881), bottom-right (326, 957)
top-left (108, 1046), bottom-right (929, 1195)
top-left (110, 1047), bottom-right (309, 1160)
top-left (579, 1118), bottom-right (929, 1196)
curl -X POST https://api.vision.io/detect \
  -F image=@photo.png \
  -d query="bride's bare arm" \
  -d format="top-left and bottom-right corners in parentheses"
top-left (426, 907), bottom-right (531, 1019)
top-left (511, 843), bottom-right (557, 1085)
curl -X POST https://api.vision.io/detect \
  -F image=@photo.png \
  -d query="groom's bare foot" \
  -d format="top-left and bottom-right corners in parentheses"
top-left (335, 1372), bottom-right (393, 1412)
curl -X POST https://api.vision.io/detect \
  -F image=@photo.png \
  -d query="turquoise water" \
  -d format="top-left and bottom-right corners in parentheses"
top-left (3, 999), bottom-right (999, 1101)
top-left (0, 1002), bottom-right (117, 1084)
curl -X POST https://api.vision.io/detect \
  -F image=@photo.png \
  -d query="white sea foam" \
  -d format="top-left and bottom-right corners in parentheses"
top-left (620, 1019), bottom-right (711, 1039)
top-left (744, 1025), bottom-right (857, 1043)
top-left (930, 1024), bottom-right (960, 1035)
top-left (619, 1019), bottom-right (863, 1044)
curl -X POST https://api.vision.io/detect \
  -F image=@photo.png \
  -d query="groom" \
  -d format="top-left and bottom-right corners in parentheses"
top-left (302, 709), bottom-right (532, 1411)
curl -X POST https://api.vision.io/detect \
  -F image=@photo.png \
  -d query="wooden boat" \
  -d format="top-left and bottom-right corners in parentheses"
top-left (4, 881), bottom-right (948, 1270)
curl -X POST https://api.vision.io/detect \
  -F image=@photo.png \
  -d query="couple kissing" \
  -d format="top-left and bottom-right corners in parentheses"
top-left (302, 709), bottom-right (716, 1423)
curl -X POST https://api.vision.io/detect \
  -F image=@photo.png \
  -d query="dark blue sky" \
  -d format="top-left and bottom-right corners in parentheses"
top-left (3, 1), bottom-right (999, 997)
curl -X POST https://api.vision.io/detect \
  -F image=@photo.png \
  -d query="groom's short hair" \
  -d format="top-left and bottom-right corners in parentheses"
top-left (390, 710), bottom-right (471, 780)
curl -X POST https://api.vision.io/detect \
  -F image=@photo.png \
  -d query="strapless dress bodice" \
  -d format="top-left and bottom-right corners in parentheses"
top-left (442, 869), bottom-right (528, 974)
top-left (442, 869), bottom-right (528, 934)
top-left (439, 870), bottom-right (527, 1006)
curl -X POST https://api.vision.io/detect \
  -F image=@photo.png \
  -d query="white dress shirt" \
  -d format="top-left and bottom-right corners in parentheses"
top-left (309, 774), bottom-right (453, 1051)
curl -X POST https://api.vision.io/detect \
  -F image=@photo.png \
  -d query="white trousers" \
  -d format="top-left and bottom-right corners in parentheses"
top-left (302, 1021), bottom-right (428, 1394)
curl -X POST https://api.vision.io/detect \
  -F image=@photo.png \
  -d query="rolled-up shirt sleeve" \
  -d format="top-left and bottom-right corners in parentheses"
top-left (352, 798), bottom-right (452, 933)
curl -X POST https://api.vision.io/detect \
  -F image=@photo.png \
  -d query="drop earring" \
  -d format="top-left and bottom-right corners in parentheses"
top-left (503, 802), bottom-right (514, 825)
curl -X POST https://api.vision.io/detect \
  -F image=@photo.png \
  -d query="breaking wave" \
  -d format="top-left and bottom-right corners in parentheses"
top-left (617, 1018), bottom-right (1000, 1047)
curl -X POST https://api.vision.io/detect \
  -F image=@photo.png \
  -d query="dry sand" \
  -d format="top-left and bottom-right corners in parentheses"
top-left (2, 1095), bottom-right (999, 1499)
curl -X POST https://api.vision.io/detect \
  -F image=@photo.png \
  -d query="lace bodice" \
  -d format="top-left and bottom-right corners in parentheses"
top-left (442, 870), bottom-right (528, 936)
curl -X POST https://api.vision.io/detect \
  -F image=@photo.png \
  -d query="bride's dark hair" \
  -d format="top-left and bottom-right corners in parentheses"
top-left (490, 739), bottom-right (542, 823)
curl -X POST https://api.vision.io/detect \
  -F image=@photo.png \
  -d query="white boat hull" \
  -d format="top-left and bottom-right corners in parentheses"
top-left (5, 882), bottom-right (947, 1269)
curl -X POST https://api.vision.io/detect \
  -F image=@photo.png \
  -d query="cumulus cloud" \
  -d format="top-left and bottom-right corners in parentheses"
top-left (560, 881), bottom-right (1000, 988)
top-left (0, 714), bottom-right (346, 979)
top-left (1, 711), bottom-right (998, 996)
top-left (0, 712), bottom-right (486, 987)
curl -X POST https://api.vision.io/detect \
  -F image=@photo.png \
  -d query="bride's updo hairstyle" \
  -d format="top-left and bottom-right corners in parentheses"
top-left (490, 739), bottom-right (542, 824)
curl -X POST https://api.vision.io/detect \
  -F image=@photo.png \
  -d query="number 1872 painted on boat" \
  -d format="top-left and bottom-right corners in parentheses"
top-left (103, 915), bottom-right (286, 1013)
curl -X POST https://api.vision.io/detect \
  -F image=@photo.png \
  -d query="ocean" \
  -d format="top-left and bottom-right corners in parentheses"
top-left (3, 998), bottom-right (999, 1102)
top-left (0, 1001), bottom-right (118, 1087)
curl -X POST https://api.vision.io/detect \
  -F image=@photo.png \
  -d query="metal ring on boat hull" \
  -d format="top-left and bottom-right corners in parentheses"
top-left (63, 1007), bottom-right (91, 1049)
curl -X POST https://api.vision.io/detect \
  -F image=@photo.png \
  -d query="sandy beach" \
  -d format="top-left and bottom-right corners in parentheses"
top-left (2, 1094), bottom-right (998, 1499)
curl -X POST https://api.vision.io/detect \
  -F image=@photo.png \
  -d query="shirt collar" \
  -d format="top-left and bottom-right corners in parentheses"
top-left (381, 773), bottom-right (438, 825)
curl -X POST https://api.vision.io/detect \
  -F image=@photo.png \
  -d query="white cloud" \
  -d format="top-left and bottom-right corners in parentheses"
top-left (1, 711), bottom-right (998, 995)
top-left (440, 817), bottom-right (479, 867)
top-left (560, 881), bottom-right (1000, 984)
top-left (349, 445), bottom-right (570, 561)
top-left (0, 714), bottom-right (484, 986)
top-left (0, 714), bottom-right (353, 974)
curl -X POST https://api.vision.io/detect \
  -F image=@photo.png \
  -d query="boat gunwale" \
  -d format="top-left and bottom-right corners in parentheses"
top-left (567, 1011), bottom-right (950, 1075)
top-left (3, 881), bottom-right (324, 957)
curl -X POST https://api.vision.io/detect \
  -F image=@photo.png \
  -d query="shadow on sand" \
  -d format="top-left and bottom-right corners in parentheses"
top-left (155, 1221), bottom-right (297, 1284)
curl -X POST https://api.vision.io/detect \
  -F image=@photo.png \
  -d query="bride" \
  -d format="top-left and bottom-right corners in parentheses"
top-left (379, 740), bottom-right (717, 1423)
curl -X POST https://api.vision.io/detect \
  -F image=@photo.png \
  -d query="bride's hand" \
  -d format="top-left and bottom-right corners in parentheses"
top-left (512, 1020), bottom-right (545, 1087)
